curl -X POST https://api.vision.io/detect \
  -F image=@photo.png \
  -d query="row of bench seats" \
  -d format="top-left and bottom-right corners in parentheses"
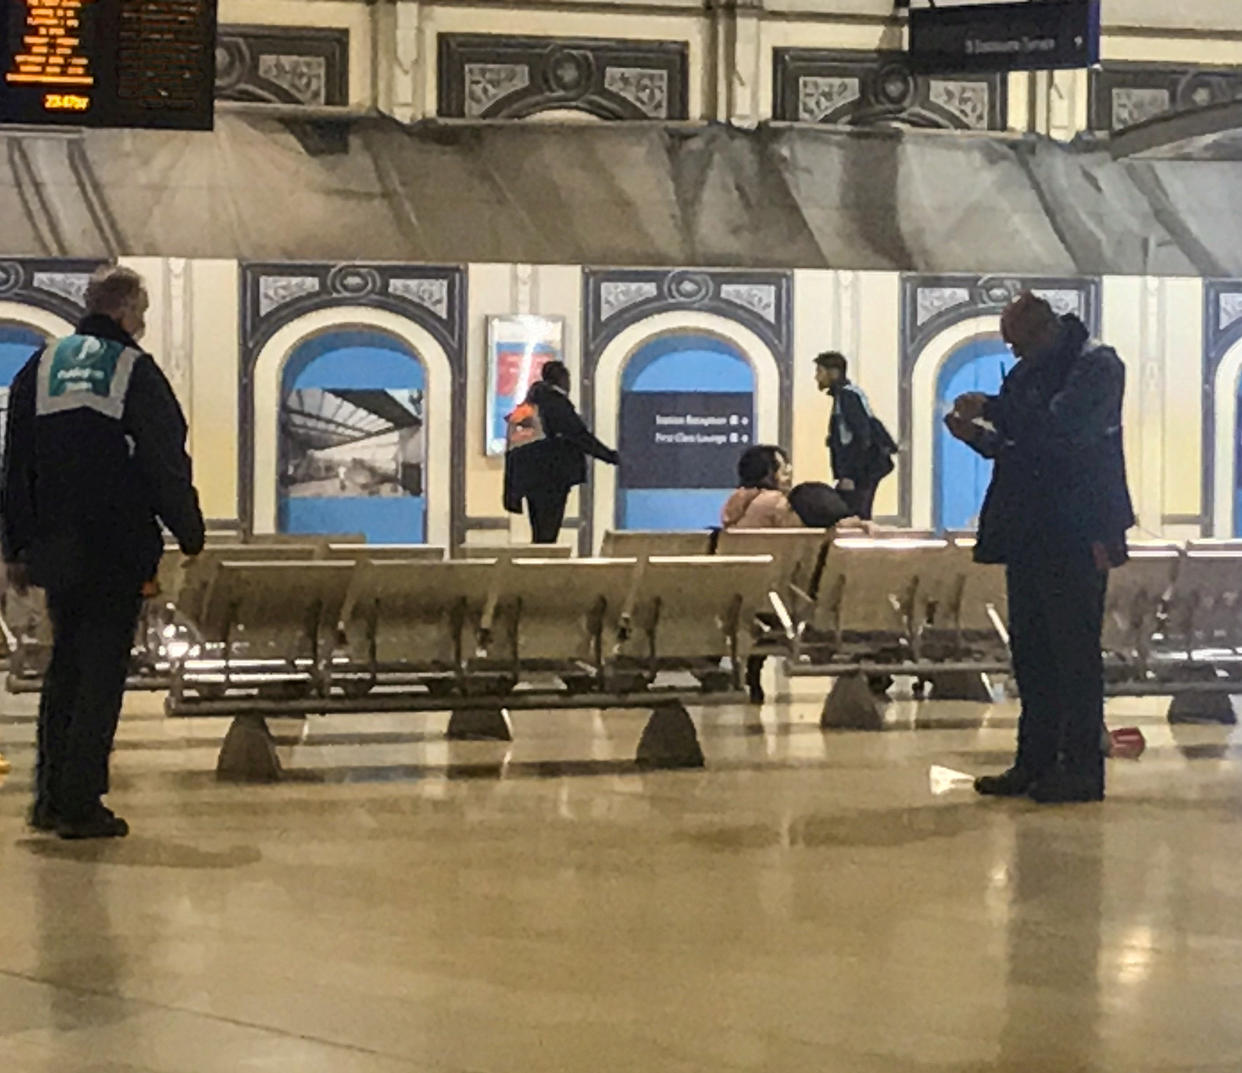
top-left (9, 530), bottom-right (1242, 773)
top-left (172, 552), bottom-right (777, 706)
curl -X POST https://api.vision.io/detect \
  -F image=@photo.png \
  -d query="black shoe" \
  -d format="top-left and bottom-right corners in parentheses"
top-left (748, 683), bottom-right (766, 705)
top-left (27, 802), bottom-right (59, 832)
top-left (56, 806), bottom-right (129, 840)
top-left (1028, 772), bottom-right (1104, 805)
top-left (974, 767), bottom-right (1034, 797)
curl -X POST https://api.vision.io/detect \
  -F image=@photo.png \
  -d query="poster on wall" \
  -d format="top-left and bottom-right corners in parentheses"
top-left (278, 387), bottom-right (426, 504)
top-left (485, 315), bottom-right (564, 456)
top-left (619, 391), bottom-right (754, 490)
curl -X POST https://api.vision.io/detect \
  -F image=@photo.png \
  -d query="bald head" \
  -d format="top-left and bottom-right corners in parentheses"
top-left (1000, 292), bottom-right (1060, 361)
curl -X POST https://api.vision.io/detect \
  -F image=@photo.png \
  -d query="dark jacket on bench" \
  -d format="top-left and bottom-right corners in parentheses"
top-left (1, 313), bottom-right (206, 593)
top-left (965, 314), bottom-right (1135, 566)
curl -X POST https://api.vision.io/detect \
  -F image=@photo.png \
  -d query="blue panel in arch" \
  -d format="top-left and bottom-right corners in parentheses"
top-left (280, 497), bottom-right (426, 545)
top-left (282, 331), bottom-right (425, 394)
top-left (935, 338), bottom-right (1013, 532)
top-left (617, 334), bottom-right (755, 531)
top-left (279, 331), bottom-right (428, 544)
top-left (0, 324), bottom-right (45, 385)
top-left (621, 334), bottom-right (756, 394)
top-left (619, 490), bottom-right (734, 532)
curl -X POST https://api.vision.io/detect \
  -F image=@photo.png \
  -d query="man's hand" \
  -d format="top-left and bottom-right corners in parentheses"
top-left (953, 392), bottom-right (987, 422)
top-left (5, 562), bottom-right (29, 597)
top-left (944, 412), bottom-right (978, 444)
top-left (837, 478), bottom-right (855, 493)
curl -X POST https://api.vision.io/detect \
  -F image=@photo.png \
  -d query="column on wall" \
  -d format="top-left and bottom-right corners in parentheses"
top-left (1102, 275), bottom-right (1204, 540)
top-left (120, 256), bottom-right (241, 525)
top-left (792, 269), bottom-right (901, 521)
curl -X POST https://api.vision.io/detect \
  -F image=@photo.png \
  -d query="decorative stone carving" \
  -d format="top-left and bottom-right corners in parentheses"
top-left (0, 259), bottom-right (102, 322)
top-left (1111, 87), bottom-right (1171, 131)
top-left (719, 283), bottom-right (777, 325)
top-left (1091, 63), bottom-right (1242, 133)
top-left (903, 274), bottom-right (1100, 373)
top-left (599, 281), bottom-right (658, 321)
top-left (30, 271), bottom-right (91, 308)
top-left (0, 261), bottom-right (21, 293)
top-left (439, 34), bottom-right (688, 121)
top-left (603, 67), bottom-right (668, 119)
top-left (389, 278), bottom-right (449, 320)
top-left (464, 63), bottom-right (530, 118)
top-left (775, 49), bottom-right (1006, 131)
top-left (327, 265), bottom-right (382, 298)
top-left (161, 258), bottom-right (192, 406)
top-left (1219, 292), bottom-right (1242, 333)
top-left (1031, 288), bottom-right (1084, 318)
top-left (798, 77), bottom-right (860, 123)
top-left (258, 276), bottom-right (320, 318)
top-left (927, 80), bottom-right (989, 131)
top-left (916, 287), bottom-right (971, 327)
top-left (665, 271), bottom-right (713, 304)
top-left (256, 54), bottom-right (327, 106)
top-left (244, 263), bottom-right (464, 356)
top-left (215, 26), bottom-right (348, 107)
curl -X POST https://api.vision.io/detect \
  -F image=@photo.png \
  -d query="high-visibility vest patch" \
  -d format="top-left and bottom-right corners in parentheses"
top-left (36, 335), bottom-right (138, 422)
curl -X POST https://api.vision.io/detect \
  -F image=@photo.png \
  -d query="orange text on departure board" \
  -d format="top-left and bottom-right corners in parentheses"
top-left (6, 0), bottom-right (95, 87)
top-left (43, 92), bottom-right (90, 110)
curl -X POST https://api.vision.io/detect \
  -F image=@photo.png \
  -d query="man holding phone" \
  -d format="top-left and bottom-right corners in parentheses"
top-left (945, 293), bottom-right (1133, 804)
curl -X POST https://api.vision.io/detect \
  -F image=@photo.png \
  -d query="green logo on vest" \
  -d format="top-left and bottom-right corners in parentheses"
top-left (48, 335), bottom-right (124, 399)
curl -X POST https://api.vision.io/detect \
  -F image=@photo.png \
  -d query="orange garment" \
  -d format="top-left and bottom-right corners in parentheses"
top-left (720, 488), bottom-right (802, 530)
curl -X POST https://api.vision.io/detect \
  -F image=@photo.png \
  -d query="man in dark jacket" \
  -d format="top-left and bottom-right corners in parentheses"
top-left (945, 293), bottom-right (1134, 804)
top-left (503, 361), bottom-right (618, 544)
top-left (1, 265), bottom-right (205, 839)
top-left (815, 352), bottom-right (894, 520)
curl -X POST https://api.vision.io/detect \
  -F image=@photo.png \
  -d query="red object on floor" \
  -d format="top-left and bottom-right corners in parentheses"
top-left (1109, 727), bottom-right (1146, 759)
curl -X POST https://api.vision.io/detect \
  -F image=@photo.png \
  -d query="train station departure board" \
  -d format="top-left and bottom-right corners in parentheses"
top-left (0, 0), bottom-right (217, 129)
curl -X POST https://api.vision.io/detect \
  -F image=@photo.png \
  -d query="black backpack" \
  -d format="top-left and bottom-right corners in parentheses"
top-left (787, 482), bottom-right (855, 528)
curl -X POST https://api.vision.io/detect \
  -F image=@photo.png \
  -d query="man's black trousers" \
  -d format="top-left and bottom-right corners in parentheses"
top-left (526, 486), bottom-right (569, 545)
top-left (36, 586), bottom-right (143, 820)
top-left (1005, 549), bottom-right (1108, 788)
top-left (844, 480), bottom-right (878, 521)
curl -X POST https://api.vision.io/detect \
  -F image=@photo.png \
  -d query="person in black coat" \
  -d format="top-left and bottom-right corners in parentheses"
top-left (945, 293), bottom-right (1134, 805)
top-left (1, 266), bottom-right (205, 839)
top-left (503, 361), bottom-right (618, 544)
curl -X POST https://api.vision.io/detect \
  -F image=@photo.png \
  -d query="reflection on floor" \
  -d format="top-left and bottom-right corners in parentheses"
top-left (2, 688), bottom-right (1241, 1072)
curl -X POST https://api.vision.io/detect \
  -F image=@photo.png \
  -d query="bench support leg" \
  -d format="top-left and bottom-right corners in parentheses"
top-left (1167, 692), bottom-right (1238, 725)
top-left (636, 702), bottom-right (705, 769)
top-left (446, 707), bottom-right (513, 741)
top-left (926, 670), bottom-right (994, 703)
top-left (216, 715), bottom-right (282, 783)
top-left (821, 674), bottom-right (887, 730)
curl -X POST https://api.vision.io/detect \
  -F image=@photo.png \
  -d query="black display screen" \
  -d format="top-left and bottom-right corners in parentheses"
top-left (0, 0), bottom-right (217, 129)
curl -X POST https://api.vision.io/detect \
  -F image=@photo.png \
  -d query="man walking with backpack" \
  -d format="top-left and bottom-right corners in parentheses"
top-left (814, 352), bottom-right (896, 521)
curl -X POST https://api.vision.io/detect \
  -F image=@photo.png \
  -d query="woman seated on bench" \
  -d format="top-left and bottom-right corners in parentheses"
top-left (721, 445), bottom-right (870, 532)
top-left (722, 446), bottom-right (871, 703)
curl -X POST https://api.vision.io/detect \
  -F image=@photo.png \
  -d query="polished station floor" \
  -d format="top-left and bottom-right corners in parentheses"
top-left (2, 687), bottom-right (1241, 1073)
